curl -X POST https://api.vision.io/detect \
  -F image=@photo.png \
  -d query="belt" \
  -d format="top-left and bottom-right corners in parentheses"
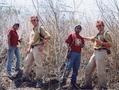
top-left (94, 48), bottom-right (111, 54)
top-left (31, 42), bottom-right (44, 48)
top-left (94, 48), bottom-right (107, 51)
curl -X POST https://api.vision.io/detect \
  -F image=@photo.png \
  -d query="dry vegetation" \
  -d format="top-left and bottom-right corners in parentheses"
top-left (0, 0), bottom-right (119, 90)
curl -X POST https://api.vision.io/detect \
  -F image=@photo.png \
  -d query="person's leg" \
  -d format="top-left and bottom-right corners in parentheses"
top-left (6, 46), bottom-right (15, 76)
top-left (65, 51), bottom-right (74, 74)
top-left (14, 47), bottom-right (20, 71)
top-left (71, 52), bottom-right (81, 85)
top-left (32, 46), bottom-right (44, 80)
top-left (60, 52), bottom-right (74, 85)
top-left (32, 46), bottom-right (44, 88)
top-left (95, 50), bottom-right (107, 89)
top-left (23, 50), bottom-right (34, 78)
top-left (82, 53), bottom-right (96, 89)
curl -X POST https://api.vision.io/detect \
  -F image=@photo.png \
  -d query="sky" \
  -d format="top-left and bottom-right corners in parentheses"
top-left (65, 0), bottom-right (100, 20)
top-left (2, 0), bottom-right (100, 20)
top-left (1, 0), bottom-right (119, 21)
top-left (65, 0), bottom-right (99, 15)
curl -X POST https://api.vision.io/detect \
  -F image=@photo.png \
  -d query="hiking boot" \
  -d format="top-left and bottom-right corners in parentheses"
top-left (70, 83), bottom-right (79, 90)
top-left (8, 75), bottom-right (16, 80)
top-left (80, 84), bottom-right (93, 90)
top-left (36, 79), bottom-right (43, 88)
top-left (21, 76), bottom-right (31, 82)
top-left (99, 87), bottom-right (107, 90)
top-left (59, 77), bottom-right (67, 87)
top-left (8, 72), bottom-right (18, 80)
top-left (15, 69), bottom-right (23, 79)
top-left (60, 69), bottom-right (70, 86)
top-left (14, 78), bottom-right (23, 88)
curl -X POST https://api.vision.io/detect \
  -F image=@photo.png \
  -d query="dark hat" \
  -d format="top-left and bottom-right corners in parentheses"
top-left (13, 23), bottom-right (19, 27)
top-left (75, 25), bottom-right (82, 30)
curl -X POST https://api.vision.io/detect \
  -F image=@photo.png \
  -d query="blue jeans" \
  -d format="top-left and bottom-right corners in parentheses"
top-left (66, 51), bottom-right (81, 84)
top-left (6, 46), bottom-right (20, 76)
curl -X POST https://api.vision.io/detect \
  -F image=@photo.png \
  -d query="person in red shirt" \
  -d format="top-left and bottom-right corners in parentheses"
top-left (60, 25), bottom-right (84, 89)
top-left (6, 23), bottom-right (21, 79)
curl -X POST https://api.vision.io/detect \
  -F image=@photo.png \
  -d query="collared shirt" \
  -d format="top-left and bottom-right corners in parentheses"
top-left (65, 32), bottom-right (85, 53)
top-left (93, 31), bottom-right (112, 49)
top-left (8, 29), bottom-right (19, 47)
top-left (29, 26), bottom-right (51, 45)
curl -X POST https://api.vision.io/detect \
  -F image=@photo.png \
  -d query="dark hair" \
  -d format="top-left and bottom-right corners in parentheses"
top-left (13, 23), bottom-right (19, 28)
top-left (75, 25), bottom-right (82, 30)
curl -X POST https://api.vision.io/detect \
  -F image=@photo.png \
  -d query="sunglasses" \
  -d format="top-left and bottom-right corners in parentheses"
top-left (96, 24), bottom-right (103, 27)
top-left (76, 28), bottom-right (82, 30)
top-left (31, 19), bottom-right (39, 22)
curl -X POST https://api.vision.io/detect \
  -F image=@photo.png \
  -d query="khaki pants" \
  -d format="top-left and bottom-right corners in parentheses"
top-left (85, 49), bottom-right (107, 89)
top-left (23, 45), bottom-right (45, 80)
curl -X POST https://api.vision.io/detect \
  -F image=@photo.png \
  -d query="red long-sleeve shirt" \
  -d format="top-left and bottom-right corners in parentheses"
top-left (8, 29), bottom-right (19, 47)
top-left (65, 33), bottom-right (84, 53)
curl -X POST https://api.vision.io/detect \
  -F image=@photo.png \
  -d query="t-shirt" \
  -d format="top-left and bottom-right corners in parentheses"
top-left (29, 26), bottom-right (51, 45)
top-left (8, 29), bottom-right (19, 47)
top-left (65, 33), bottom-right (85, 53)
top-left (93, 31), bottom-right (112, 49)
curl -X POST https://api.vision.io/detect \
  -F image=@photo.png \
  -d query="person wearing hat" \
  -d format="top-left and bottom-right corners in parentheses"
top-left (60, 25), bottom-right (85, 89)
top-left (23, 16), bottom-right (51, 88)
top-left (81, 20), bottom-right (112, 89)
top-left (6, 23), bottom-right (21, 79)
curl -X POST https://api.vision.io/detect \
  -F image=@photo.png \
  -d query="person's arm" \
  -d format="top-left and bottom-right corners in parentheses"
top-left (65, 34), bottom-right (74, 61)
top-left (41, 27), bottom-right (51, 39)
top-left (65, 34), bottom-right (73, 44)
top-left (27, 40), bottom-right (32, 54)
top-left (40, 27), bottom-right (51, 44)
top-left (83, 36), bottom-right (95, 42)
top-left (102, 32), bottom-right (112, 48)
top-left (80, 37), bottom-right (85, 48)
top-left (65, 34), bottom-right (73, 50)
top-left (8, 34), bottom-right (11, 46)
top-left (18, 38), bottom-right (22, 43)
top-left (26, 32), bottom-right (39, 53)
top-left (8, 31), bottom-right (12, 46)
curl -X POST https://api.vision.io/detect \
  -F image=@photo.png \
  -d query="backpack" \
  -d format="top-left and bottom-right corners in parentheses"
top-left (39, 26), bottom-right (45, 42)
